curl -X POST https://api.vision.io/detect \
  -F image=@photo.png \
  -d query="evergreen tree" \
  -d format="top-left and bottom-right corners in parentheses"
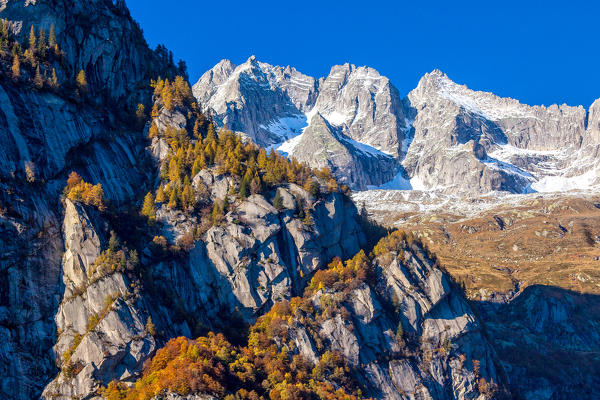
top-left (302, 210), bottom-right (314, 226)
top-left (304, 177), bottom-right (320, 197)
top-left (191, 157), bottom-right (205, 177)
top-left (273, 190), bottom-right (283, 210)
top-left (159, 162), bottom-right (169, 181)
top-left (145, 317), bottom-right (156, 335)
top-left (221, 196), bottom-right (230, 215)
top-left (37, 28), bottom-right (46, 58)
top-left (1, 20), bottom-right (8, 40)
top-left (28, 25), bottom-right (36, 49)
top-left (257, 148), bottom-right (267, 170)
top-left (168, 158), bottom-right (180, 183)
top-left (141, 192), bottom-right (156, 220)
top-left (151, 102), bottom-right (160, 118)
top-left (108, 231), bottom-right (120, 253)
top-left (12, 42), bottom-right (21, 57)
top-left (239, 175), bottom-right (250, 200)
top-left (50, 68), bottom-right (58, 89)
top-left (34, 65), bottom-right (43, 89)
top-left (11, 54), bottom-right (20, 79)
top-left (181, 180), bottom-right (193, 210)
top-left (49, 24), bottom-right (56, 49)
top-left (250, 172), bottom-right (262, 195)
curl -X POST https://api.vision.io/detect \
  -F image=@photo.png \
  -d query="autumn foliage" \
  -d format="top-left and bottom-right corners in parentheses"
top-left (102, 230), bottom-right (424, 400)
top-left (65, 171), bottom-right (106, 211)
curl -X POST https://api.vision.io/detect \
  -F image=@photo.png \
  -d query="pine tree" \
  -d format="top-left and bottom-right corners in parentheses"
top-left (49, 24), bottom-right (56, 49)
top-left (50, 68), bottom-right (58, 89)
top-left (304, 177), bottom-right (320, 197)
top-left (192, 120), bottom-right (201, 138)
top-left (34, 65), bottom-right (43, 89)
top-left (28, 25), bottom-right (36, 50)
top-left (273, 190), bottom-right (283, 210)
top-left (257, 148), bottom-right (267, 170)
top-left (239, 176), bottom-right (250, 200)
top-left (11, 54), bottom-right (20, 79)
top-left (145, 317), bottom-right (156, 335)
top-left (160, 162), bottom-right (169, 181)
top-left (250, 172), bottom-right (262, 195)
top-left (12, 42), bottom-right (21, 57)
top-left (191, 157), bottom-right (205, 177)
top-left (141, 192), bottom-right (156, 220)
top-left (222, 196), bottom-right (229, 214)
top-left (168, 158), bottom-right (180, 183)
top-left (1, 20), bottom-right (8, 40)
top-left (108, 231), bottom-right (120, 253)
top-left (181, 180), bottom-right (193, 210)
top-left (37, 28), bottom-right (46, 58)
top-left (302, 209), bottom-right (314, 226)
top-left (211, 202), bottom-right (221, 226)
top-left (151, 102), bottom-right (160, 118)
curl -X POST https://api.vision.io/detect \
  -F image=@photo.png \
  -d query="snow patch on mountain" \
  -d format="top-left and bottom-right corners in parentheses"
top-left (530, 168), bottom-right (599, 193)
top-left (260, 115), bottom-right (308, 141)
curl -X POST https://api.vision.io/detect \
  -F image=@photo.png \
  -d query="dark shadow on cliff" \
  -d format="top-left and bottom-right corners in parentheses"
top-left (472, 285), bottom-right (600, 399)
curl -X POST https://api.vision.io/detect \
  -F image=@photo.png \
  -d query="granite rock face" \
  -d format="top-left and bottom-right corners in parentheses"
top-left (272, 240), bottom-right (506, 399)
top-left (0, 1), bottom-right (178, 398)
top-left (193, 57), bottom-right (407, 189)
top-left (284, 113), bottom-right (400, 190)
top-left (43, 200), bottom-right (156, 400)
top-left (403, 70), bottom-right (600, 194)
top-left (1, 0), bottom-right (182, 105)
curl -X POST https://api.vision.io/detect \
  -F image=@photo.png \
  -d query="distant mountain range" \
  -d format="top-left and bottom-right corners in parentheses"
top-left (194, 56), bottom-right (600, 194)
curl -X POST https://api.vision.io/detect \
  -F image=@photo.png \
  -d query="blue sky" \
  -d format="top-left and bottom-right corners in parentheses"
top-left (127, 0), bottom-right (599, 107)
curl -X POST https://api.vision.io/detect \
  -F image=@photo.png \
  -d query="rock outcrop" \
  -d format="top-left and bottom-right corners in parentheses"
top-left (151, 181), bottom-right (367, 328)
top-left (43, 200), bottom-right (156, 399)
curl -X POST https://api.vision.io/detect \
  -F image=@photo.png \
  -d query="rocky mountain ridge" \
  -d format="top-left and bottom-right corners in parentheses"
top-left (192, 56), bottom-right (408, 190)
top-left (194, 59), bottom-right (600, 194)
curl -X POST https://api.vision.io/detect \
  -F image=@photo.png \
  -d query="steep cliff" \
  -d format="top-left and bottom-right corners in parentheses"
top-left (0, 1), bottom-right (180, 398)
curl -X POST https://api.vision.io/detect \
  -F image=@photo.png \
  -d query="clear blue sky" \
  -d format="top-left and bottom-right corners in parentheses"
top-left (127, 0), bottom-right (599, 107)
